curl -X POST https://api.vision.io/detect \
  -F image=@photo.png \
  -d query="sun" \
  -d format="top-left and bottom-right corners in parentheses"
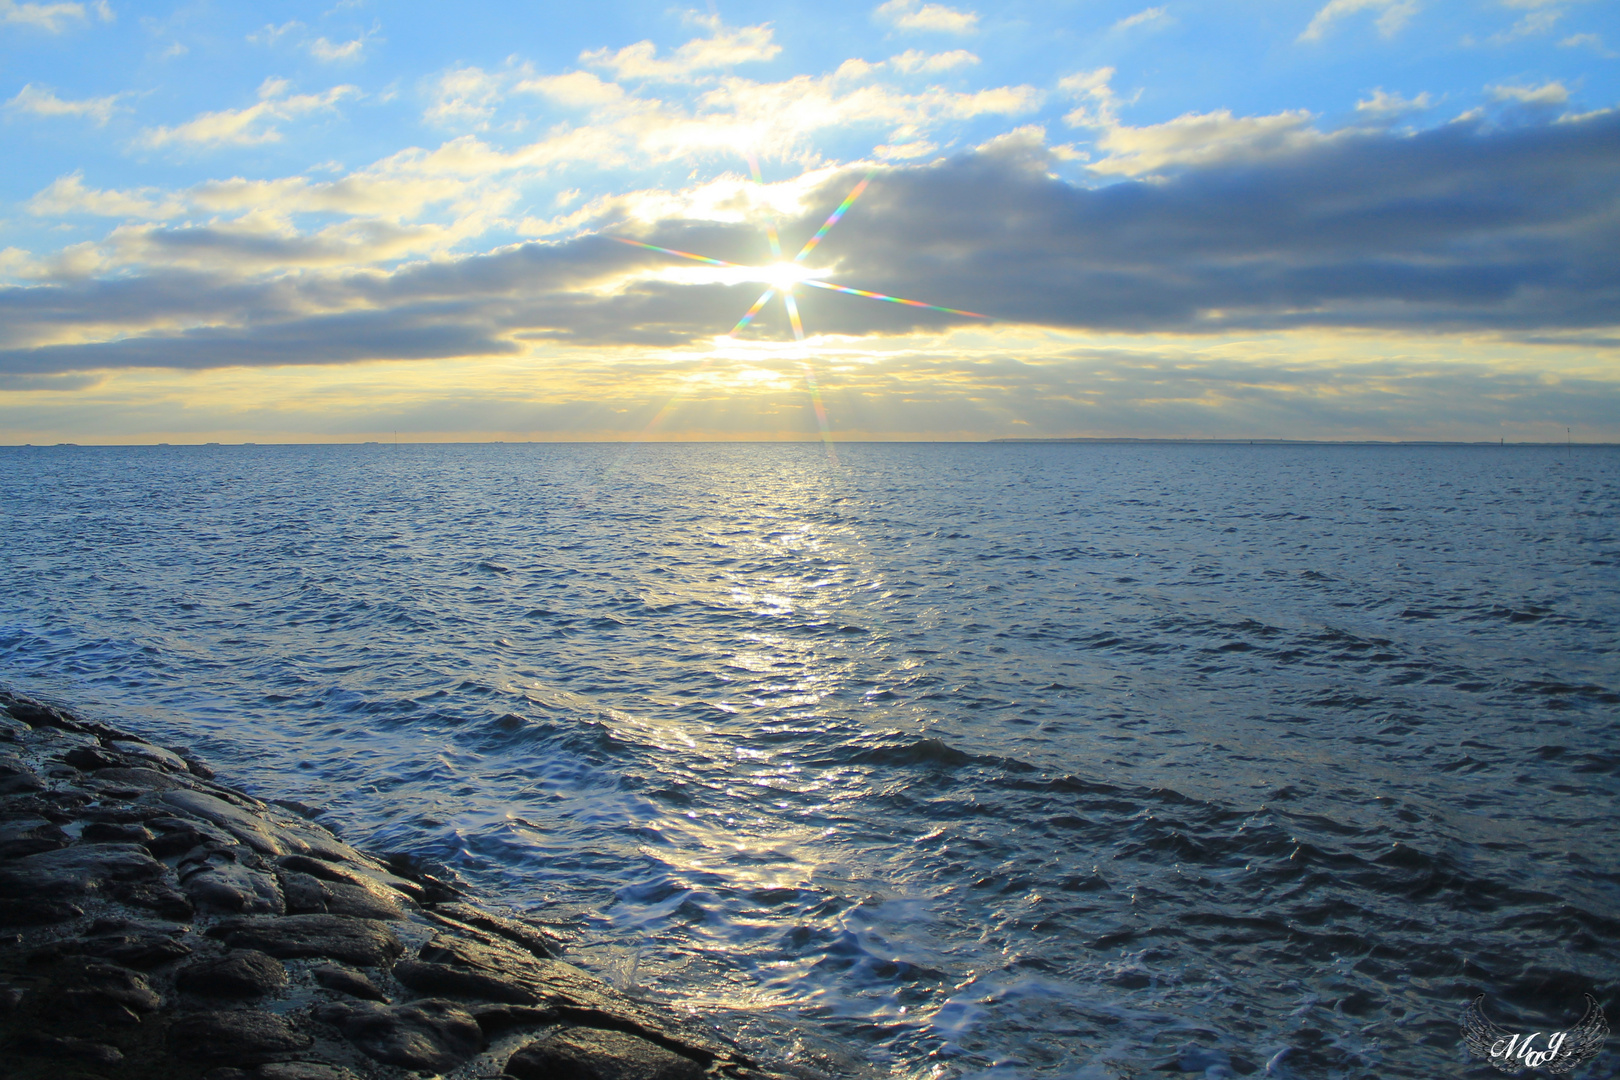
top-left (757, 262), bottom-right (825, 292)
top-left (612, 169), bottom-right (986, 343)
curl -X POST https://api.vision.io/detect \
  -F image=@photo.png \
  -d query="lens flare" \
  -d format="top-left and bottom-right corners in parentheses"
top-left (610, 167), bottom-right (990, 458)
top-left (613, 171), bottom-right (989, 342)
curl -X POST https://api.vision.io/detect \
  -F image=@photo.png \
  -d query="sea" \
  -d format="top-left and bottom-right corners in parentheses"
top-left (1, 442), bottom-right (1615, 1079)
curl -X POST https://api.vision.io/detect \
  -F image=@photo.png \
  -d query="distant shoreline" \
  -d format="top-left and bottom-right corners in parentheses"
top-left (2, 438), bottom-right (1616, 448)
top-left (986, 437), bottom-right (1618, 446)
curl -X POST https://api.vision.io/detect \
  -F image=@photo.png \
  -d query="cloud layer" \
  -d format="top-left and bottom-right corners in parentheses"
top-left (2, 109), bottom-right (1614, 380)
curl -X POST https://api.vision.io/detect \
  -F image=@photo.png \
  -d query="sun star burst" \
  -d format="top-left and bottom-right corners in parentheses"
top-left (613, 169), bottom-right (987, 344)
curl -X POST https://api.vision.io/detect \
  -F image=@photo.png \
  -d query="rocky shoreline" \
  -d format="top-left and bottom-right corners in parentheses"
top-left (0, 688), bottom-right (790, 1080)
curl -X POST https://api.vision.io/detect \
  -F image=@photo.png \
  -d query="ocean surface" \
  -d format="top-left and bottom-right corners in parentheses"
top-left (1, 442), bottom-right (1616, 1078)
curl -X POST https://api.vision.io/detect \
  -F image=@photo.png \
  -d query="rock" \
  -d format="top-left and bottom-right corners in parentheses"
top-left (202, 1070), bottom-right (253, 1080)
top-left (394, 958), bottom-right (543, 1004)
top-left (92, 766), bottom-right (197, 791)
top-left (50, 960), bottom-right (163, 1025)
top-left (278, 852), bottom-right (424, 904)
top-left (432, 901), bottom-right (560, 959)
top-left (0, 758), bottom-right (45, 794)
top-left (162, 788), bottom-right (363, 863)
top-left (169, 1009), bottom-right (314, 1061)
top-left (82, 820), bottom-right (159, 844)
top-left (256, 1063), bottom-right (363, 1080)
top-left (215, 914), bottom-right (404, 967)
top-left (177, 951), bottom-right (289, 999)
top-left (146, 815), bottom-right (239, 856)
top-left (8, 1032), bottom-right (126, 1066)
top-left (0, 985), bottom-right (24, 1015)
top-left (0, 841), bottom-right (166, 898)
top-left (506, 1027), bottom-right (706, 1080)
top-left (312, 964), bottom-right (389, 1002)
top-left (162, 789), bottom-right (286, 855)
top-left (180, 846), bottom-right (286, 915)
top-left (3, 700), bottom-right (84, 732)
top-left (280, 870), bottom-right (330, 912)
top-left (0, 817), bottom-right (69, 857)
top-left (109, 739), bottom-right (191, 772)
top-left (37, 926), bottom-right (193, 969)
top-left (0, 898), bottom-right (83, 926)
top-left (314, 998), bottom-right (482, 1072)
top-left (112, 879), bottom-right (196, 919)
top-left (64, 745), bottom-right (126, 771)
top-left (472, 1003), bottom-right (559, 1034)
top-left (277, 868), bottom-right (405, 920)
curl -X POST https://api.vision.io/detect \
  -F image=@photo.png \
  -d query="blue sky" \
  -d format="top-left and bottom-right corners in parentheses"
top-left (2, 0), bottom-right (1616, 442)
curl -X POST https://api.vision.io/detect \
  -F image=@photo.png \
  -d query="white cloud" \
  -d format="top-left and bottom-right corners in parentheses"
top-left (0, 0), bottom-right (106, 31)
top-left (140, 80), bottom-right (358, 149)
top-left (1491, 8), bottom-right (1561, 42)
top-left (514, 70), bottom-right (627, 107)
top-left (888, 48), bottom-right (979, 73)
top-left (1298, 0), bottom-right (1418, 43)
top-left (1086, 108), bottom-right (1326, 176)
top-left (1059, 66), bottom-right (1121, 127)
top-left (28, 172), bottom-right (183, 218)
top-left (1113, 6), bottom-right (1170, 32)
top-left (1558, 32), bottom-right (1617, 56)
top-left (581, 21), bottom-right (781, 81)
top-left (248, 19), bottom-right (304, 45)
top-left (5, 82), bottom-right (126, 124)
top-left (423, 66), bottom-right (503, 128)
top-left (1061, 73), bottom-right (1328, 177)
top-left (874, 0), bottom-right (979, 35)
top-left (1487, 80), bottom-right (1569, 105)
top-left (310, 34), bottom-right (366, 61)
top-left (1354, 87), bottom-right (1435, 120)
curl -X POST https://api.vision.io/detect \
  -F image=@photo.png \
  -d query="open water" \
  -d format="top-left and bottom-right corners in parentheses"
top-left (1, 442), bottom-right (1616, 1078)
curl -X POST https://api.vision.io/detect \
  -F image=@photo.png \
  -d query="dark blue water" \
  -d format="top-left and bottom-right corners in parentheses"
top-left (2, 442), bottom-right (1616, 1078)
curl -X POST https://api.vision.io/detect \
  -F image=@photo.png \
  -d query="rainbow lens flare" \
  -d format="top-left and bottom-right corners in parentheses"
top-left (613, 171), bottom-right (989, 342)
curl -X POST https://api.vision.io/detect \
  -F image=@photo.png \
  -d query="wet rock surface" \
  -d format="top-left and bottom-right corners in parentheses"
top-left (506, 1026), bottom-right (707, 1080)
top-left (0, 689), bottom-right (790, 1080)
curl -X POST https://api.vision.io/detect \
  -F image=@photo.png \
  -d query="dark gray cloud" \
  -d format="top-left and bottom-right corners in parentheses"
top-left (1, 110), bottom-right (1617, 374)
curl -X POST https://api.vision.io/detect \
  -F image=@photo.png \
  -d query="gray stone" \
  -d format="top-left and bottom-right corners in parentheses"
top-left (169, 1009), bottom-right (314, 1061)
top-left (180, 849), bottom-right (286, 915)
top-left (82, 820), bottom-right (159, 843)
top-left (0, 841), bottom-right (166, 898)
top-left (9, 1033), bottom-right (126, 1066)
top-left (0, 759), bottom-right (45, 794)
top-left (109, 739), bottom-right (191, 772)
top-left (280, 869), bottom-right (330, 912)
top-left (314, 998), bottom-right (482, 1072)
top-left (216, 913), bottom-right (404, 967)
top-left (394, 959), bottom-right (543, 1004)
top-left (278, 852), bottom-right (425, 903)
top-left (92, 765), bottom-right (197, 791)
top-left (0, 817), bottom-right (69, 857)
top-left (177, 951), bottom-right (289, 998)
top-left (162, 788), bottom-right (366, 863)
top-left (0, 898), bottom-right (83, 925)
top-left (162, 789), bottom-right (287, 855)
top-left (506, 1027), bottom-right (706, 1080)
top-left (255, 1064), bottom-right (363, 1080)
top-left (146, 815), bottom-right (239, 856)
top-left (51, 960), bottom-right (163, 1026)
top-left (432, 901), bottom-right (560, 959)
top-left (112, 879), bottom-right (196, 920)
top-left (38, 928), bottom-right (193, 969)
top-left (312, 964), bottom-right (389, 1002)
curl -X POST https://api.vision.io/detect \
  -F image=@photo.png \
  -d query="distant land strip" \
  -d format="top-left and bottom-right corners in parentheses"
top-left (987, 437), bottom-right (1618, 446)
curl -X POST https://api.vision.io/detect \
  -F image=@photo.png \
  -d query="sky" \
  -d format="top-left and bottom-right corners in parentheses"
top-left (1, 0), bottom-right (1616, 443)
